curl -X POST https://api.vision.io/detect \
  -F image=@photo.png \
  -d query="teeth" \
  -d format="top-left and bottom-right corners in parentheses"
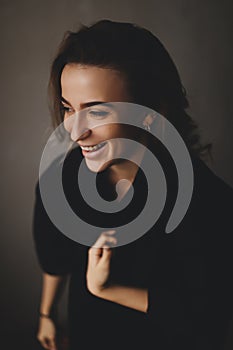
top-left (81, 142), bottom-right (106, 152)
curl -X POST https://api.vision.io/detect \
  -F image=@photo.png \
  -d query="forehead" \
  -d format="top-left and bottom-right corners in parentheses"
top-left (61, 64), bottom-right (131, 106)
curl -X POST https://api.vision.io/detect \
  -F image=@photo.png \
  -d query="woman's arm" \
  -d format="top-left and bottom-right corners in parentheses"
top-left (37, 272), bottom-right (66, 350)
top-left (86, 231), bottom-right (148, 313)
top-left (39, 272), bottom-right (64, 316)
top-left (90, 284), bottom-right (148, 313)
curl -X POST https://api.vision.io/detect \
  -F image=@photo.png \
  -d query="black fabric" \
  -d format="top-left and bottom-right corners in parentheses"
top-left (147, 156), bottom-right (233, 349)
top-left (33, 147), bottom-right (233, 349)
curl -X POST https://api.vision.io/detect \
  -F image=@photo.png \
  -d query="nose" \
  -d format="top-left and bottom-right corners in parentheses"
top-left (68, 112), bottom-right (91, 142)
top-left (75, 128), bottom-right (91, 142)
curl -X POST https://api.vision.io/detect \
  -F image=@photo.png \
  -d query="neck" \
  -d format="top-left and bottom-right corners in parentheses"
top-left (106, 149), bottom-right (146, 201)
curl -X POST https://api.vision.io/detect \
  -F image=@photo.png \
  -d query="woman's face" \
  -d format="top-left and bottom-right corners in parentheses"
top-left (61, 64), bottom-right (144, 173)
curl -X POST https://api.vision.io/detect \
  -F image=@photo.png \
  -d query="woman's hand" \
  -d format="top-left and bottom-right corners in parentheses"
top-left (37, 316), bottom-right (57, 350)
top-left (86, 229), bottom-right (148, 312)
top-left (86, 230), bottom-right (117, 295)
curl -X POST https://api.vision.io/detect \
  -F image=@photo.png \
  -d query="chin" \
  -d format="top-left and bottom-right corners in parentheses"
top-left (85, 158), bottom-right (115, 174)
top-left (85, 160), bottom-right (106, 173)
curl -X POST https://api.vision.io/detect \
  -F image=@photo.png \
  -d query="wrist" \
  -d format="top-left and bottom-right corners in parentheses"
top-left (39, 312), bottom-right (51, 319)
top-left (39, 305), bottom-right (51, 316)
top-left (88, 283), bottom-right (107, 297)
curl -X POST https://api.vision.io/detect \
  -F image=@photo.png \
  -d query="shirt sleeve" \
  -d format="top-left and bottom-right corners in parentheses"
top-left (32, 180), bottom-right (76, 275)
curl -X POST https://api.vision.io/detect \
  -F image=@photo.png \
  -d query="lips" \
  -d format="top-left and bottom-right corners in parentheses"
top-left (82, 142), bottom-right (107, 160)
top-left (80, 142), bottom-right (107, 152)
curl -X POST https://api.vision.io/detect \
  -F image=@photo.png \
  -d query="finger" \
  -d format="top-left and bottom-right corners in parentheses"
top-left (102, 229), bottom-right (116, 236)
top-left (88, 231), bottom-right (116, 265)
top-left (89, 242), bottom-right (116, 266)
top-left (50, 338), bottom-right (57, 350)
top-left (89, 236), bottom-right (116, 263)
top-left (101, 246), bottom-right (113, 261)
top-left (92, 231), bottom-right (116, 249)
top-left (40, 338), bottom-right (50, 350)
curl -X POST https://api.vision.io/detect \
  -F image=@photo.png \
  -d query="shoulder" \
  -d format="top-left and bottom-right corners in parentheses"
top-left (191, 156), bottom-right (233, 218)
top-left (175, 156), bottom-right (233, 256)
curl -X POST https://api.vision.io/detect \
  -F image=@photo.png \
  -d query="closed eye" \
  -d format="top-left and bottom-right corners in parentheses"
top-left (88, 110), bottom-right (109, 118)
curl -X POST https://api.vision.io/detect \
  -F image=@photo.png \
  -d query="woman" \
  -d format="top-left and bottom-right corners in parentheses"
top-left (33, 20), bottom-right (233, 350)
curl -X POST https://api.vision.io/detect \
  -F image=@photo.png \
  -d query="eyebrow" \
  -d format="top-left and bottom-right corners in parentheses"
top-left (61, 97), bottom-right (114, 109)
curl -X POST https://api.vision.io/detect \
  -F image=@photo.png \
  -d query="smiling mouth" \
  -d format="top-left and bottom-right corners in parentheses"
top-left (80, 142), bottom-right (107, 152)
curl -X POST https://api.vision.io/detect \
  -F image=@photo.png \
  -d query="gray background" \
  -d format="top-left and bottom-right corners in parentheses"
top-left (1, 0), bottom-right (232, 349)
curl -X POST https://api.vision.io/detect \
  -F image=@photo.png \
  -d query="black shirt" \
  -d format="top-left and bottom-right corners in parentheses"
top-left (33, 147), bottom-right (233, 349)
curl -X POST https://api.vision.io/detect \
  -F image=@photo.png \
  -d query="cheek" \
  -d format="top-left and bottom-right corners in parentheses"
top-left (95, 125), bottom-right (122, 139)
top-left (63, 116), bottom-right (73, 133)
top-left (108, 125), bottom-right (127, 137)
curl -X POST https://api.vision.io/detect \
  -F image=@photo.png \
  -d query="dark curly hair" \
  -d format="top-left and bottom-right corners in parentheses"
top-left (48, 19), bottom-right (211, 159)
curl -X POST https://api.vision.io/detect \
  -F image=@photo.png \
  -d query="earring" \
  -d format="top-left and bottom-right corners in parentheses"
top-left (144, 124), bottom-right (151, 132)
